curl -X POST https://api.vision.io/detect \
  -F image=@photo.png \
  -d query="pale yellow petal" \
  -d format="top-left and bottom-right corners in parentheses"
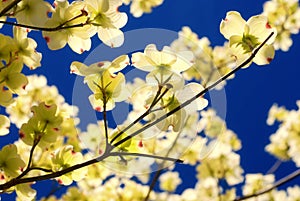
top-left (109, 55), bottom-right (130, 73)
top-left (97, 27), bottom-right (124, 48)
top-left (247, 15), bottom-right (277, 44)
top-left (253, 44), bottom-right (275, 65)
top-left (220, 11), bottom-right (246, 39)
top-left (131, 52), bottom-right (155, 72)
top-left (0, 115), bottom-right (10, 136)
top-left (68, 35), bottom-right (91, 54)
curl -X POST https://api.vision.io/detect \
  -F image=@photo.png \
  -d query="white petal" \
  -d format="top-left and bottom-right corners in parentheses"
top-left (0, 115), bottom-right (10, 136)
top-left (43, 31), bottom-right (68, 50)
top-left (68, 35), bottom-right (91, 54)
top-left (171, 50), bottom-right (194, 73)
top-left (109, 55), bottom-right (130, 73)
top-left (97, 27), bottom-right (124, 48)
top-left (220, 11), bottom-right (246, 39)
top-left (253, 44), bottom-right (275, 65)
top-left (177, 83), bottom-right (208, 113)
top-left (131, 52), bottom-right (155, 72)
top-left (247, 15), bottom-right (277, 44)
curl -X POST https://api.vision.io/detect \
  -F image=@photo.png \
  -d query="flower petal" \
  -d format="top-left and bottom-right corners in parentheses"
top-left (97, 27), bottom-right (124, 48)
top-left (220, 11), bottom-right (246, 39)
top-left (131, 52), bottom-right (156, 72)
top-left (0, 115), bottom-right (10, 136)
top-left (247, 15), bottom-right (277, 44)
top-left (253, 44), bottom-right (275, 65)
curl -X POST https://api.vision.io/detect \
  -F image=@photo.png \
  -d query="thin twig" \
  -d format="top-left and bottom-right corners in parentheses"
top-left (144, 117), bottom-right (190, 201)
top-left (266, 159), bottom-right (282, 175)
top-left (110, 152), bottom-right (183, 163)
top-left (110, 85), bottom-right (165, 144)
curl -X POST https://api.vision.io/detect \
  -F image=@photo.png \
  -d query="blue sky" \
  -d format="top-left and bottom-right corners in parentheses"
top-left (1, 0), bottom-right (300, 199)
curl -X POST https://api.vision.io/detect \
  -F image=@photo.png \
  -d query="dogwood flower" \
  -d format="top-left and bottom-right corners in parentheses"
top-left (13, 27), bottom-right (42, 69)
top-left (86, 0), bottom-right (128, 47)
top-left (0, 114), bottom-right (10, 136)
top-left (43, 0), bottom-right (94, 53)
top-left (0, 144), bottom-right (25, 179)
top-left (51, 145), bottom-right (86, 185)
top-left (0, 59), bottom-right (28, 94)
top-left (0, 33), bottom-right (17, 62)
top-left (14, 0), bottom-right (52, 26)
top-left (132, 44), bottom-right (194, 74)
top-left (220, 11), bottom-right (277, 66)
top-left (19, 103), bottom-right (63, 148)
top-left (70, 55), bottom-right (129, 112)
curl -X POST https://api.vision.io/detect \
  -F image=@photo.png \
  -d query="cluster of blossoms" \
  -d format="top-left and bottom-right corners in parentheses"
top-left (0, 27), bottom-right (42, 109)
top-left (0, 0), bottom-right (129, 52)
top-left (171, 26), bottom-right (236, 89)
top-left (170, 9), bottom-right (278, 91)
top-left (263, 0), bottom-right (300, 51)
top-left (266, 101), bottom-right (300, 166)
top-left (122, 0), bottom-right (164, 17)
top-left (0, 0), bottom-right (164, 54)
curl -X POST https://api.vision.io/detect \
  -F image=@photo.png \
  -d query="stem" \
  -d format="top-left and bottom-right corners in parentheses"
top-left (16, 137), bottom-right (40, 179)
top-left (102, 83), bottom-right (109, 149)
top-left (234, 168), bottom-right (300, 201)
top-left (30, 167), bottom-right (53, 173)
top-left (144, 168), bottom-right (163, 201)
top-left (113, 32), bottom-right (275, 148)
top-left (0, 0), bottom-right (22, 17)
top-left (110, 152), bottom-right (183, 163)
top-left (266, 160), bottom-right (282, 174)
top-left (144, 117), bottom-right (189, 201)
top-left (110, 85), bottom-right (166, 144)
top-left (0, 20), bottom-right (89, 32)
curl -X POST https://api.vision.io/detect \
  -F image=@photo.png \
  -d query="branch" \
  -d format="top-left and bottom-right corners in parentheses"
top-left (0, 20), bottom-right (89, 32)
top-left (234, 168), bottom-right (300, 201)
top-left (0, 149), bottom-right (181, 190)
top-left (110, 84), bottom-right (168, 144)
top-left (0, 32), bottom-right (274, 192)
top-left (0, 152), bottom-right (109, 190)
top-left (112, 32), bottom-right (275, 148)
top-left (110, 152), bottom-right (183, 163)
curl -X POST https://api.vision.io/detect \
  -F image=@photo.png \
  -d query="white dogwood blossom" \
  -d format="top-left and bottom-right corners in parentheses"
top-left (220, 11), bottom-right (277, 67)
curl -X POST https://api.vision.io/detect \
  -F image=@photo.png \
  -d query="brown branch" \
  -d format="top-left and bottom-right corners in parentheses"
top-left (0, 153), bottom-right (109, 190)
top-left (0, 20), bottom-right (89, 32)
